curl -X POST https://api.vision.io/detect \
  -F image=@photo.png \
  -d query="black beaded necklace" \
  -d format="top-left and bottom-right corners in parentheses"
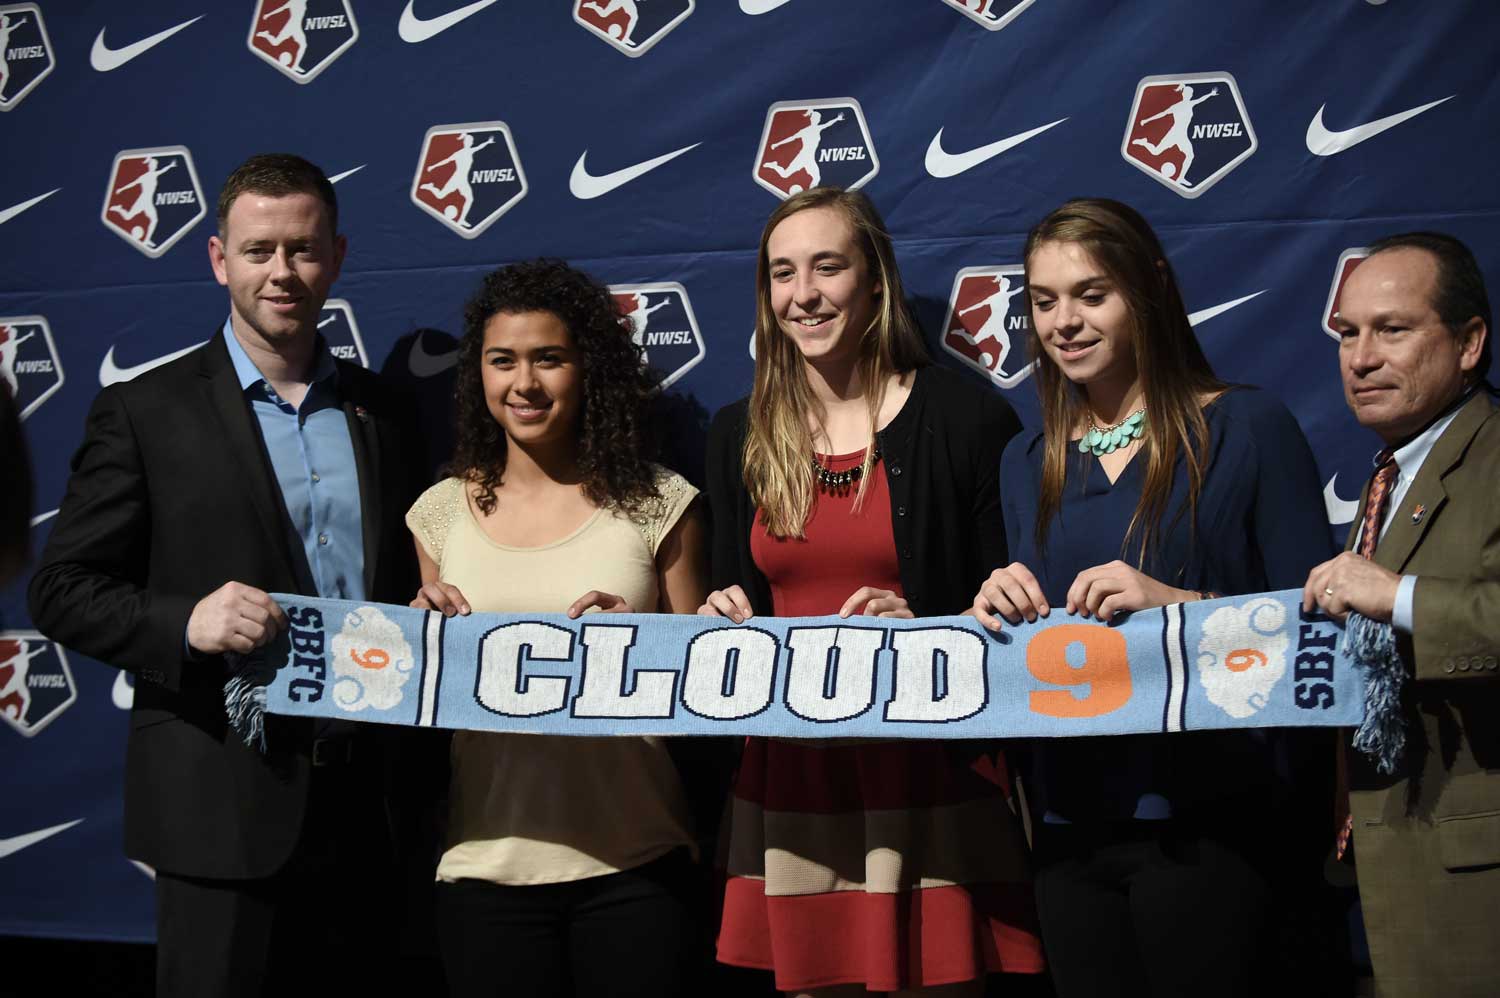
top-left (811, 444), bottom-right (881, 491)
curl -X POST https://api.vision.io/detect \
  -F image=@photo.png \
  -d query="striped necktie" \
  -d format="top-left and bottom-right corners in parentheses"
top-left (1356, 449), bottom-right (1399, 558)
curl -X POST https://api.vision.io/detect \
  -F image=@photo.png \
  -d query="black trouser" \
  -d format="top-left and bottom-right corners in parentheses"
top-left (1032, 821), bottom-right (1274, 998)
top-left (435, 848), bottom-right (702, 998)
top-left (155, 755), bottom-right (398, 998)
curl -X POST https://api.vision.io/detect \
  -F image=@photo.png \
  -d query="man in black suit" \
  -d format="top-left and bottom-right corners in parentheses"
top-left (29, 154), bottom-right (424, 996)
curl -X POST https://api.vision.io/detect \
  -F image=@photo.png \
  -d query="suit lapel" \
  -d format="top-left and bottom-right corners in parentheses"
top-left (340, 368), bottom-right (383, 597)
top-left (1373, 392), bottom-right (1495, 572)
top-left (198, 332), bottom-right (301, 586)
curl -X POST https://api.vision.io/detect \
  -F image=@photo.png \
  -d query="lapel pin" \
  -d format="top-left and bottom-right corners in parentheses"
top-left (354, 405), bottom-right (369, 422)
top-left (1410, 504), bottom-right (1426, 525)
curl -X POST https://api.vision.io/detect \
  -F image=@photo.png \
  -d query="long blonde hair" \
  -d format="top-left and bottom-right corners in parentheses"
top-left (1024, 198), bottom-right (1226, 562)
top-left (745, 187), bottom-right (929, 537)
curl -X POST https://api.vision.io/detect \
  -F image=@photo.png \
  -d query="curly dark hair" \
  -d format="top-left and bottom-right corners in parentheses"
top-left (449, 259), bottom-right (661, 516)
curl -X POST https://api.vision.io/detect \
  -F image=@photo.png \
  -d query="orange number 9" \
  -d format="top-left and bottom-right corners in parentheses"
top-left (1224, 649), bottom-right (1266, 673)
top-left (1026, 625), bottom-right (1132, 718)
top-left (350, 647), bottom-right (390, 671)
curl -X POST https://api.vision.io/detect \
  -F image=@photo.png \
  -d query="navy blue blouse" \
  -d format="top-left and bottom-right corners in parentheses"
top-left (1000, 387), bottom-right (1334, 823)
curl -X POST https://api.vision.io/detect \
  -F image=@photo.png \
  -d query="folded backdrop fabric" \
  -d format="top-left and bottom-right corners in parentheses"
top-left (228, 590), bottom-right (1394, 754)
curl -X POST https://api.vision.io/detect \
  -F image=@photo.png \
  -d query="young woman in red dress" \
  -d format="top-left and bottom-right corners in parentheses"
top-left (701, 186), bottom-right (1043, 997)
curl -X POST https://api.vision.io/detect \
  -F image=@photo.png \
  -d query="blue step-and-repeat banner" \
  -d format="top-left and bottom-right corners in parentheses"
top-left (1, 0), bottom-right (1496, 941)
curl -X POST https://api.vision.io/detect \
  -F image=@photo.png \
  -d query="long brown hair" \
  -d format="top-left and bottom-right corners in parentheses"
top-left (1024, 198), bottom-right (1225, 562)
top-left (744, 187), bottom-right (929, 537)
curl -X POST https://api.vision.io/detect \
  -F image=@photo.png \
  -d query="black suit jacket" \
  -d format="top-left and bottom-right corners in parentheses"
top-left (28, 330), bottom-right (424, 880)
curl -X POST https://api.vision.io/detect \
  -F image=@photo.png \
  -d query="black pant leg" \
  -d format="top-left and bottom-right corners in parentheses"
top-left (1032, 828), bottom-right (1151, 998)
top-left (156, 872), bottom-right (277, 998)
top-left (1127, 833), bottom-right (1273, 998)
top-left (435, 879), bottom-right (570, 998)
top-left (567, 850), bottom-right (701, 998)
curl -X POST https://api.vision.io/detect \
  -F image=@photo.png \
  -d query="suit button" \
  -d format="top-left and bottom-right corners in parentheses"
top-left (1486, 657), bottom-right (1498, 671)
top-left (1443, 659), bottom-right (1455, 674)
top-left (889, 464), bottom-right (903, 477)
top-left (1457, 658), bottom-right (1471, 672)
top-left (902, 549), bottom-right (913, 559)
top-left (896, 506), bottom-right (907, 517)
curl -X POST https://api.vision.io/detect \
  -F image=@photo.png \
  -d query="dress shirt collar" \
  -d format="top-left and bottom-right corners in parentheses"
top-left (1385, 394), bottom-right (1467, 482)
top-left (221, 315), bottom-right (338, 397)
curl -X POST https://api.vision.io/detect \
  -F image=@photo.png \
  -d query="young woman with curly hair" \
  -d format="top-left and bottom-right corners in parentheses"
top-left (702, 187), bottom-right (1043, 997)
top-left (404, 258), bottom-right (709, 998)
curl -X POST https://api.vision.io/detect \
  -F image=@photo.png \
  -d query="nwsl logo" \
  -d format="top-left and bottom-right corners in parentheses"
top-left (318, 299), bottom-right (368, 367)
top-left (1122, 73), bottom-right (1257, 198)
top-left (573, 0), bottom-right (693, 57)
top-left (1322, 247), bottom-right (1370, 341)
top-left (610, 283), bottom-right (704, 389)
top-left (0, 633), bottom-right (76, 737)
top-left (939, 0), bottom-right (1037, 31)
top-left (411, 122), bottom-right (528, 239)
top-left (0, 315), bottom-right (62, 418)
top-left (940, 266), bottom-right (1036, 389)
top-left (753, 99), bottom-right (879, 199)
top-left (0, 3), bottom-right (53, 111)
top-left (247, 0), bottom-right (358, 83)
top-left (101, 146), bottom-right (205, 258)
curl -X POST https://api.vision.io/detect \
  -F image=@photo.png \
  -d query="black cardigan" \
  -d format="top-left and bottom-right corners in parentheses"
top-left (705, 365), bottom-right (1023, 617)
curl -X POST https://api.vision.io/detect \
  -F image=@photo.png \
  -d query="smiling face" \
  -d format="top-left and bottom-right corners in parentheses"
top-left (480, 310), bottom-right (583, 451)
top-left (1332, 247), bottom-right (1484, 444)
top-left (765, 205), bottom-right (881, 368)
top-left (1026, 239), bottom-right (1139, 399)
top-left (209, 191), bottom-right (345, 353)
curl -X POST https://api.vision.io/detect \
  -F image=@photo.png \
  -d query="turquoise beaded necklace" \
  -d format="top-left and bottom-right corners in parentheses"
top-left (1077, 406), bottom-right (1146, 457)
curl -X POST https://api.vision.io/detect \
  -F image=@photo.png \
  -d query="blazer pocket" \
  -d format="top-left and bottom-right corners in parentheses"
top-left (1437, 809), bottom-right (1500, 871)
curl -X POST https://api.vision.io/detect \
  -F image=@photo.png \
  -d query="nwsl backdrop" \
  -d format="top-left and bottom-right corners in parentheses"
top-left (0, 0), bottom-right (1495, 942)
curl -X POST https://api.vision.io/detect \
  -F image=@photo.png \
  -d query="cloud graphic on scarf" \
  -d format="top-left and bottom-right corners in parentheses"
top-left (329, 606), bottom-right (415, 713)
top-left (1196, 597), bottom-right (1288, 719)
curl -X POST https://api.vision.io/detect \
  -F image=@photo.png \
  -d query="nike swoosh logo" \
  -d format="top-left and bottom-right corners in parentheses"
top-left (408, 332), bottom-right (458, 378)
top-left (90, 16), bottom-right (204, 72)
top-left (130, 860), bottom-right (157, 880)
top-left (1324, 474), bottom-right (1360, 525)
top-left (1305, 95), bottom-right (1455, 156)
top-left (569, 143), bottom-right (702, 200)
top-left (0, 189), bottom-right (61, 226)
top-left (925, 118), bottom-right (1067, 179)
top-left (328, 165), bottom-right (365, 184)
top-left (398, 0), bottom-right (501, 43)
top-left (740, 0), bottom-right (794, 13)
top-left (0, 820), bottom-right (83, 861)
top-left (29, 508), bottom-right (58, 528)
top-left (112, 672), bottom-right (135, 711)
top-left (1187, 290), bottom-right (1267, 327)
top-left (99, 342), bottom-right (204, 387)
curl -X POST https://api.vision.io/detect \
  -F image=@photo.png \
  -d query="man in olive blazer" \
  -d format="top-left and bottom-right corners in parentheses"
top-left (1306, 233), bottom-right (1499, 997)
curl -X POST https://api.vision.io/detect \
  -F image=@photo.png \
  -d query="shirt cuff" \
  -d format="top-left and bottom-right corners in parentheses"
top-left (1392, 575), bottom-right (1417, 634)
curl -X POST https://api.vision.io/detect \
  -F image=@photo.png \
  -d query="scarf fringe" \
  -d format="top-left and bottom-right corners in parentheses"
top-left (1343, 611), bottom-right (1405, 775)
top-left (223, 655), bottom-right (271, 752)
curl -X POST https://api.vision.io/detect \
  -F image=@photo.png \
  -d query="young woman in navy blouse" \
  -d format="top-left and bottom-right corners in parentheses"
top-left (970, 199), bottom-right (1335, 998)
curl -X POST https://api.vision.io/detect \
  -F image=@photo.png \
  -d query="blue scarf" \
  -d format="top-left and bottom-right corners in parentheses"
top-left (225, 590), bottom-right (1399, 764)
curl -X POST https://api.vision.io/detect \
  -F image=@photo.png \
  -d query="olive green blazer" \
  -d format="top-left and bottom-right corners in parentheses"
top-left (1346, 389), bottom-right (1500, 995)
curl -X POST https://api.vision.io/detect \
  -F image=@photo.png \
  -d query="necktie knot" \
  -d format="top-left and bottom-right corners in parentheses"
top-left (1358, 449), bottom-right (1400, 558)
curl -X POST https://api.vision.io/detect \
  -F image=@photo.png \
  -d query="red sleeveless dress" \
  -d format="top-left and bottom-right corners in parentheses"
top-left (715, 448), bottom-right (1043, 992)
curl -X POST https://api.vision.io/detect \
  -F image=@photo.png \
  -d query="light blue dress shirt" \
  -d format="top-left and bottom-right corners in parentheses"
top-left (223, 318), bottom-right (366, 601)
top-left (1363, 404), bottom-right (1463, 634)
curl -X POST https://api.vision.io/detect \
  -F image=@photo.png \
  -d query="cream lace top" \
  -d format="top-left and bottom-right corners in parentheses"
top-left (405, 467), bottom-right (699, 885)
